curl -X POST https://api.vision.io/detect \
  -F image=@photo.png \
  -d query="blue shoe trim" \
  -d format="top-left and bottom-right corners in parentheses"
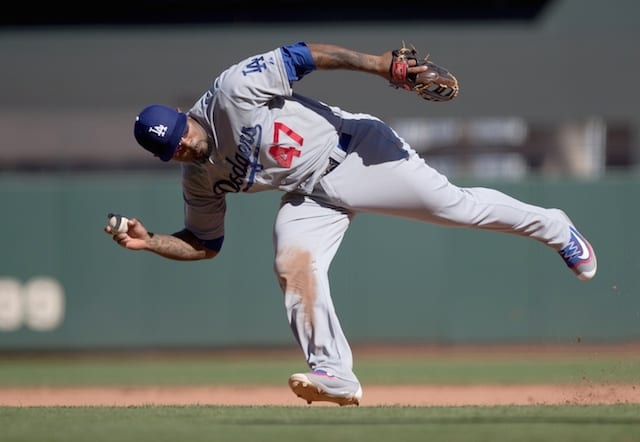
top-left (559, 227), bottom-right (593, 268)
top-left (311, 369), bottom-right (334, 377)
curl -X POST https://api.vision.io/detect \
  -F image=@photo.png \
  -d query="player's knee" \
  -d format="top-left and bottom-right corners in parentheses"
top-left (274, 246), bottom-right (313, 292)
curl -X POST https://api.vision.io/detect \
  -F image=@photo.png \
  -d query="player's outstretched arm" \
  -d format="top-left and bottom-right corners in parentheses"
top-left (106, 217), bottom-right (217, 261)
top-left (306, 43), bottom-right (427, 82)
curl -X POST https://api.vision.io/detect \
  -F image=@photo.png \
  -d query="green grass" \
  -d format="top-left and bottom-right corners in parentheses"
top-left (0, 353), bottom-right (638, 386)
top-left (2, 349), bottom-right (639, 441)
top-left (2, 404), bottom-right (640, 442)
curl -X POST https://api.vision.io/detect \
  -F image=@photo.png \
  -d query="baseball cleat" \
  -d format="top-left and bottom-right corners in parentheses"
top-left (288, 370), bottom-right (362, 406)
top-left (559, 226), bottom-right (597, 281)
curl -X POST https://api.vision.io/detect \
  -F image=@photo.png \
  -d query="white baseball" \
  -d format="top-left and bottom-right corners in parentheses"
top-left (108, 214), bottom-right (129, 234)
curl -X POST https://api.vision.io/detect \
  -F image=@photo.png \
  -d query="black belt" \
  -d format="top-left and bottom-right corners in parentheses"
top-left (323, 133), bottom-right (352, 176)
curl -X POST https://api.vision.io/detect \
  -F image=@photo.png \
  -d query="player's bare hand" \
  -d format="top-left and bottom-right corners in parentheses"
top-left (106, 217), bottom-right (153, 251)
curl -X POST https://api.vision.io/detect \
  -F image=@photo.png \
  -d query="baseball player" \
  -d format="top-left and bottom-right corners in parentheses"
top-left (105, 41), bottom-right (597, 406)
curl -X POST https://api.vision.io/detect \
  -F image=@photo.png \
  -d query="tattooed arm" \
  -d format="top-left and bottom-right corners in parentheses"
top-left (106, 218), bottom-right (217, 261)
top-left (306, 43), bottom-right (427, 82)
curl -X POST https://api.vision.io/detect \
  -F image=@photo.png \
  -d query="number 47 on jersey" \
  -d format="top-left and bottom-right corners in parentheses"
top-left (269, 122), bottom-right (302, 168)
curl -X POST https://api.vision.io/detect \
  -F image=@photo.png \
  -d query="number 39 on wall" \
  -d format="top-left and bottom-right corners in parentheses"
top-left (0, 277), bottom-right (65, 332)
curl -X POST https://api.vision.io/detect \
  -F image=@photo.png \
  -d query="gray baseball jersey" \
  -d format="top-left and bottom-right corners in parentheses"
top-left (183, 46), bottom-right (347, 243)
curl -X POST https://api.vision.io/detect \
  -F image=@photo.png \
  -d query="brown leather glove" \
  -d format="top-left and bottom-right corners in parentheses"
top-left (390, 46), bottom-right (459, 102)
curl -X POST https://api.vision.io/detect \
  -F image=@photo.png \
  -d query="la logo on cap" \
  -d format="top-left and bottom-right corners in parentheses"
top-left (149, 124), bottom-right (168, 137)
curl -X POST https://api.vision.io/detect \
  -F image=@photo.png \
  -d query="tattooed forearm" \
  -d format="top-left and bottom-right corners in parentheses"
top-left (147, 231), bottom-right (216, 261)
top-left (307, 44), bottom-right (387, 78)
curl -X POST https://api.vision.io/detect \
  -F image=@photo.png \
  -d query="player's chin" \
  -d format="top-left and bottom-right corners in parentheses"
top-left (174, 150), bottom-right (206, 164)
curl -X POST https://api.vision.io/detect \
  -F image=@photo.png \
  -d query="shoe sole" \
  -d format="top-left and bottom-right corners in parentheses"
top-left (288, 373), bottom-right (361, 406)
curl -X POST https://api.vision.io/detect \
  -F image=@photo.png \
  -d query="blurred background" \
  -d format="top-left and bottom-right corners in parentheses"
top-left (0, 0), bottom-right (638, 351)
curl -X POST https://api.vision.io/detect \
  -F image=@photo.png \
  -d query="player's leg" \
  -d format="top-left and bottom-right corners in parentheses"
top-left (319, 116), bottom-right (596, 280)
top-left (273, 192), bottom-right (362, 405)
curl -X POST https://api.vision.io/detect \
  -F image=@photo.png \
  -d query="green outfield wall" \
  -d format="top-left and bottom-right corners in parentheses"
top-left (0, 172), bottom-right (637, 350)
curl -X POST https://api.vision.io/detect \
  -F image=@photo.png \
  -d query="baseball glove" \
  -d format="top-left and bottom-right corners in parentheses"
top-left (389, 45), bottom-right (459, 102)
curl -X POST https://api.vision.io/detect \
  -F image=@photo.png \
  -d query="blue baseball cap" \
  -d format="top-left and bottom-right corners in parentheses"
top-left (134, 104), bottom-right (187, 161)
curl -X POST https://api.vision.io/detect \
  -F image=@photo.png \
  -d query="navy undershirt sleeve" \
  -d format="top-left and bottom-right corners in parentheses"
top-left (201, 236), bottom-right (224, 252)
top-left (280, 42), bottom-right (316, 82)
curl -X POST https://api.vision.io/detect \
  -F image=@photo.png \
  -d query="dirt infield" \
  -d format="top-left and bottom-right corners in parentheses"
top-left (2, 384), bottom-right (639, 407)
top-left (2, 343), bottom-right (638, 407)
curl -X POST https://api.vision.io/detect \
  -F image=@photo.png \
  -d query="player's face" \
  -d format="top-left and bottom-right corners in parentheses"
top-left (172, 118), bottom-right (213, 164)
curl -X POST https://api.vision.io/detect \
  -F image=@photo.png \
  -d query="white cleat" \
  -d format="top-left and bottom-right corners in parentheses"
top-left (559, 226), bottom-right (597, 281)
top-left (288, 370), bottom-right (362, 406)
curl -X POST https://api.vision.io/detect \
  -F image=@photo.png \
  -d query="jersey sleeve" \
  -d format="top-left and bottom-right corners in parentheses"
top-left (181, 163), bottom-right (226, 251)
top-left (211, 42), bottom-right (315, 107)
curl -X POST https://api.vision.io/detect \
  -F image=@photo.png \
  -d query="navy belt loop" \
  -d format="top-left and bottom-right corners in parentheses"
top-left (323, 132), bottom-right (352, 177)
